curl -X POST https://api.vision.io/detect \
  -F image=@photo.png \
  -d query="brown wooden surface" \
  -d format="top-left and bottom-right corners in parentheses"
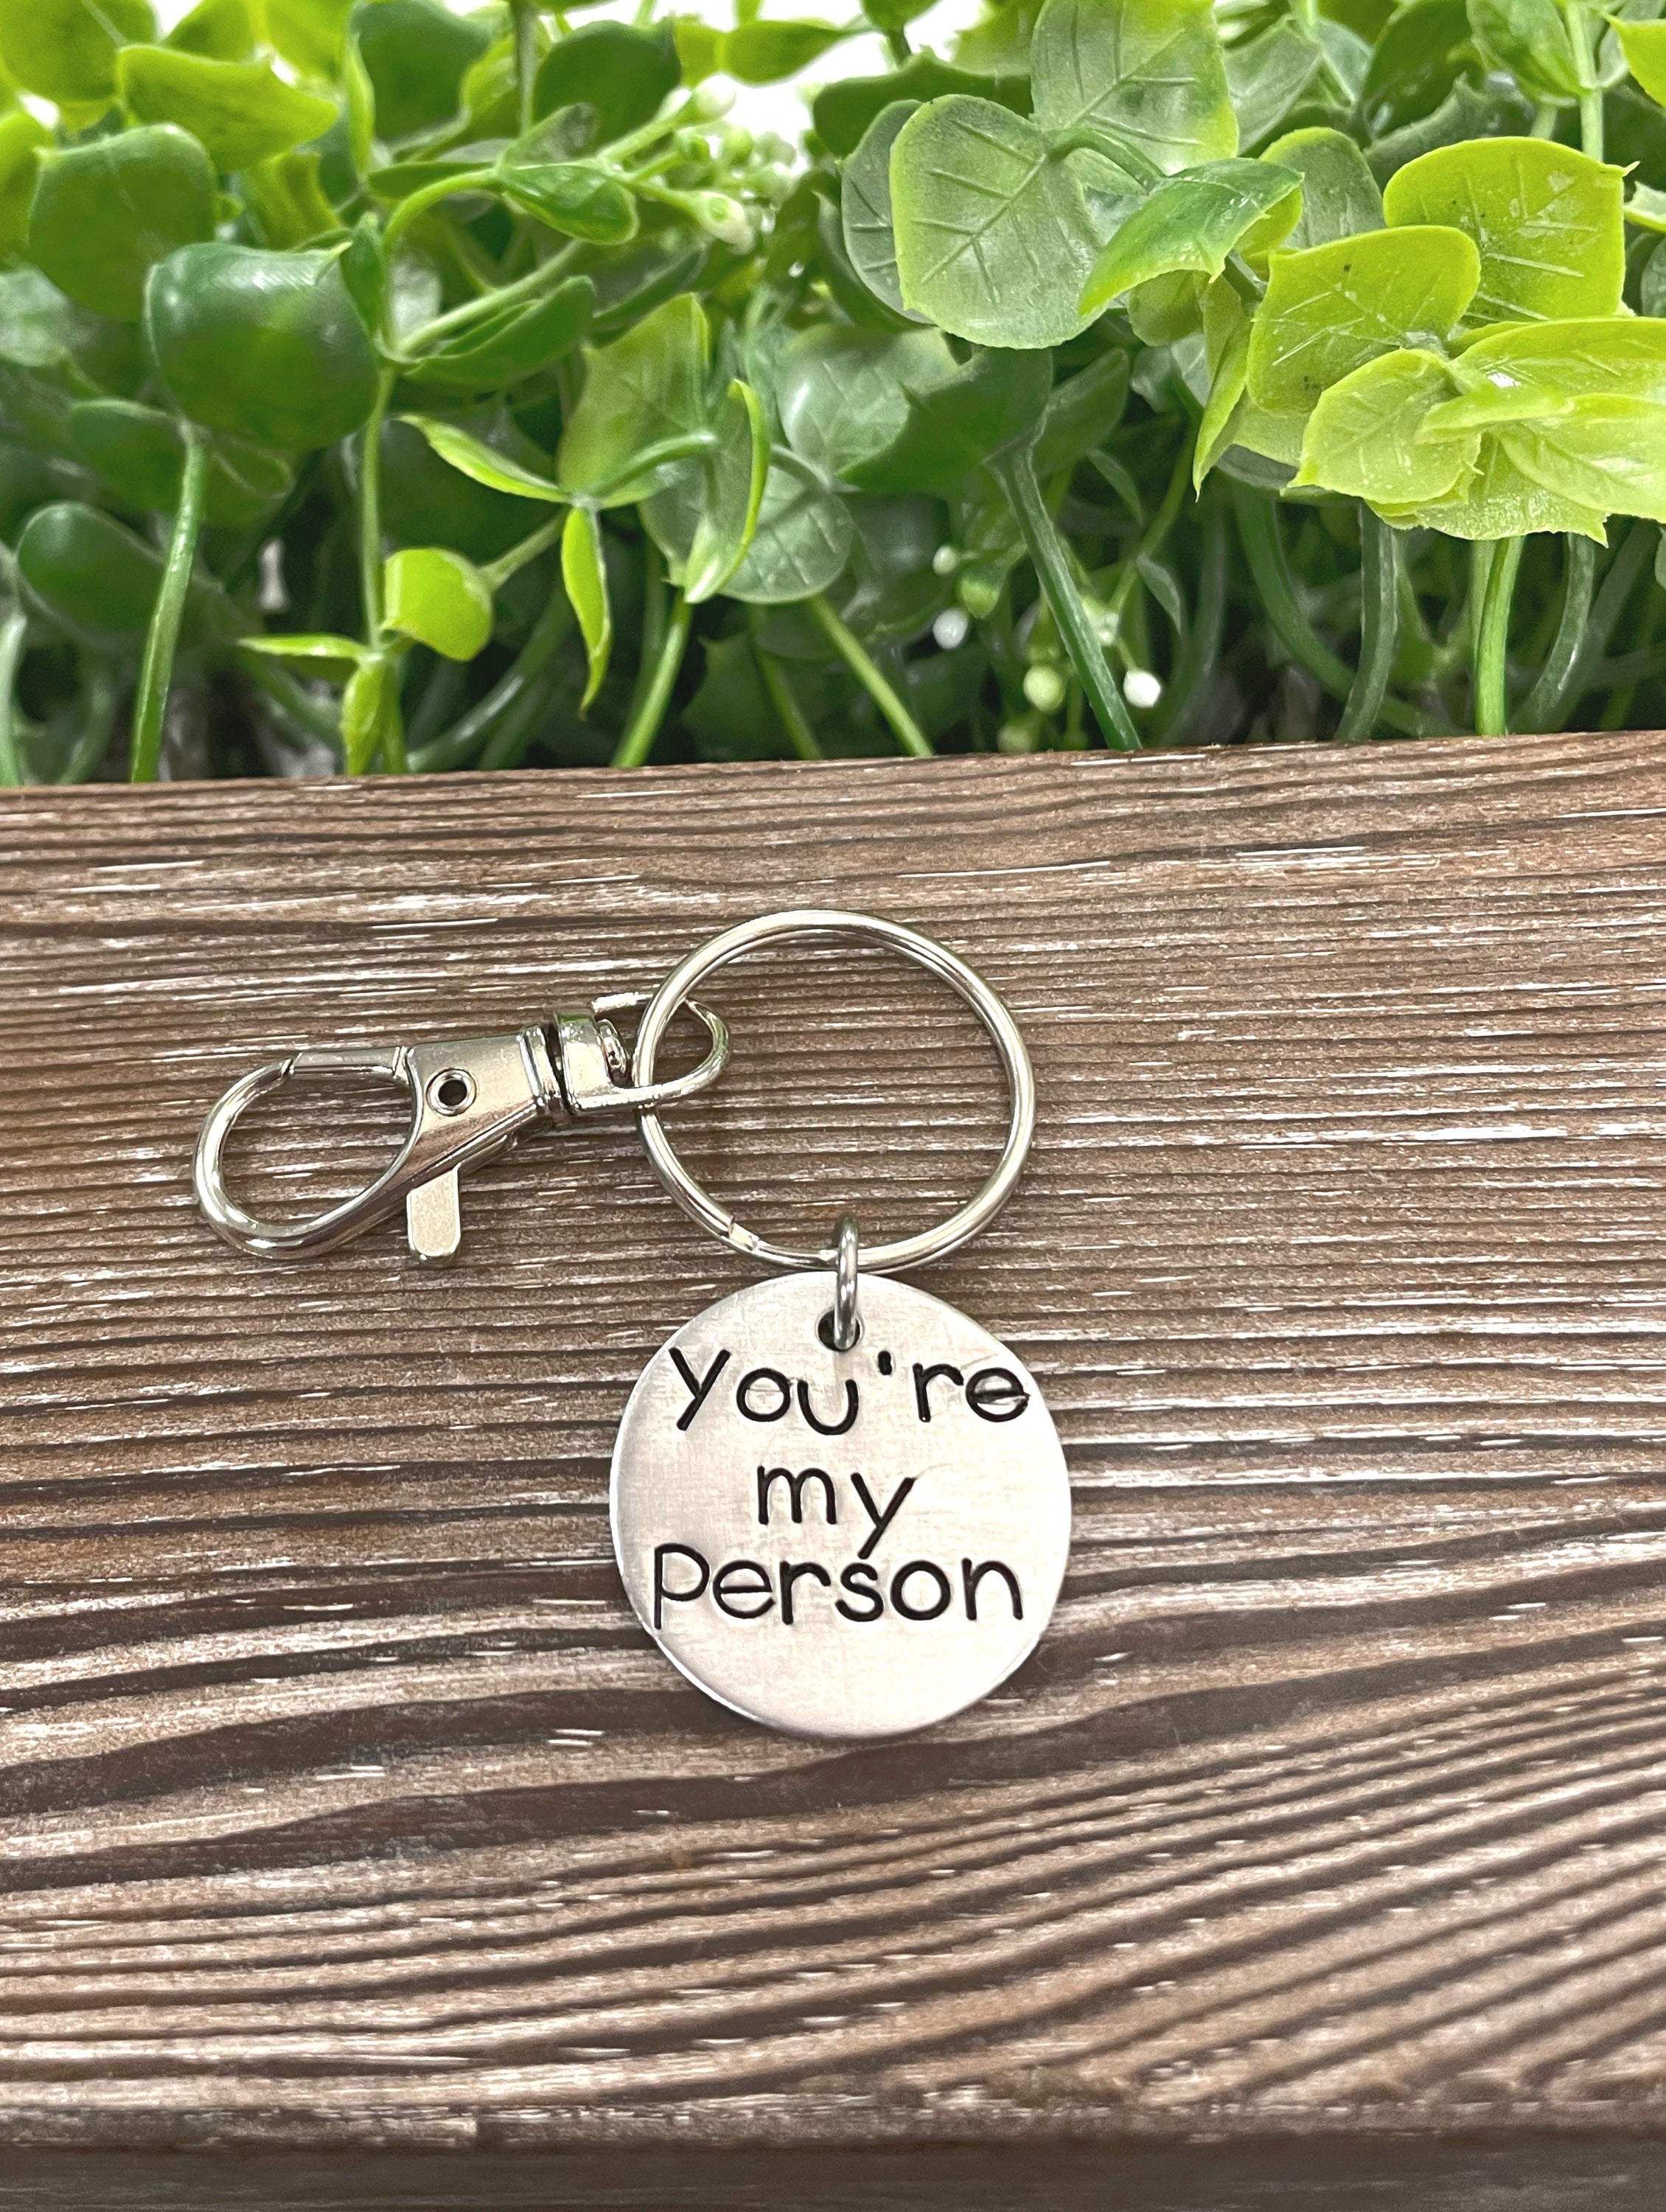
top-left (8, 735), bottom-right (1666, 2176)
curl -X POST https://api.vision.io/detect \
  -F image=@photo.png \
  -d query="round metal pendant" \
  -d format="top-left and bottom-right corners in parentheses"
top-left (610, 1273), bottom-right (1070, 1740)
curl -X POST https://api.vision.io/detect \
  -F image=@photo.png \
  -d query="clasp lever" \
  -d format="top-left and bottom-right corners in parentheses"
top-left (193, 994), bottom-right (728, 1263)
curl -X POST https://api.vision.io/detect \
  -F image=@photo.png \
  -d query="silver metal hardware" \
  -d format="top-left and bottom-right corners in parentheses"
top-left (830, 1212), bottom-right (860, 1352)
top-left (630, 908), bottom-right (1036, 1275)
top-left (194, 994), bottom-right (728, 1263)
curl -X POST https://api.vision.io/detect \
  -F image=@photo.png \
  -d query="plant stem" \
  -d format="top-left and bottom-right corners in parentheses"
top-left (0, 606), bottom-right (27, 786)
top-left (1566, 0), bottom-right (1603, 158)
top-left (404, 241), bottom-right (578, 355)
top-left (885, 27), bottom-right (910, 63)
top-left (57, 660), bottom-right (119, 783)
top-left (613, 590), bottom-right (691, 766)
top-left (1154, 490), bottom-right (1228, 745)
top-left (994, 445), bottom-right (1140, 751)
top-left (477, 677), bottom-right (555, 768)
top-left (358, 368), bottom-right (394, 646)
top-left (511, 0), bottom-right (538, 133)
top-left (1337, 509), bottom-right (1400, 742)
top-left (130, 423), bottom-right (209, 783)
top-left (1514, 534), bottom-right (1597, 733)
top-left (381, 169), bottom-right (498, 262)
top-left (243, 655), bottom-right (344, 751)
top-left (807, 593), bottom-right (933, 756)
top-left (1561, 521), bottom-right (1653, 725)
top-left (482, 510), bottom-right (566, 591)
top-left (750, 619), bottom-right (825, 759)
top-left (1230, 482), bottom-right (1426, 737)
top-left (411, 587), bottom-right (574, 771)
top-left (1473, 535), bottom-right (1524, 734)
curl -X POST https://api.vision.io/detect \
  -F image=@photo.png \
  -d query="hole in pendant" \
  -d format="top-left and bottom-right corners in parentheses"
top-left (818, 1309), bottom-right (862, 1352)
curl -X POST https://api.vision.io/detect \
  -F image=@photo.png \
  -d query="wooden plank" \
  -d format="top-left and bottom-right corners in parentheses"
top-left (10, 2138), bottom-right (1666, 2211)
top-left (7, 734), bottom-right (1666, 2165)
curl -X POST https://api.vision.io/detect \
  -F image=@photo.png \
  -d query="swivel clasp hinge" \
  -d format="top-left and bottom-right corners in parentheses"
top-left (193, 994), bottom-right (728, 1263)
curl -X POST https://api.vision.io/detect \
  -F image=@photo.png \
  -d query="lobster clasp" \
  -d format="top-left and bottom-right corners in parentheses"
top-left (194, 998), bottom-right (728, 1263)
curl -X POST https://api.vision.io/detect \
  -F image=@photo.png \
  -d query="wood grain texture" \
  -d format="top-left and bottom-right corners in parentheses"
top-left (7, 735), bottom-right (1666, 2163)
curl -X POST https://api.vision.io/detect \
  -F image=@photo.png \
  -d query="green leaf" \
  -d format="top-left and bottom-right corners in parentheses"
top-left (28, 125), bottom-right (217, 324)
top-left (16, 499), bottom-right (169, 646)
top-left (1466, 0), bottom-right (1582, 103)
top-left (1194, 314), bottom-right (1250, 486)
top-left (534, 21), bottom-right (680, 142)
top-left (0, 111), bottom-right (47, 261)
top-left (498, 159), bottom-right (638, 245)
top-left (146, 244), bottom-right (380, 451)
top-left (344, 32), bottom-right (377, 177)
top-left (341, 650), bottom-right (400, 773)
top-left (776, 323), bottom-right (958, 480)
top-left (116, 48), bottom-right (337, 173)
top-left (890, 98), bottom-right (1100, 349)
top-left (400, 415), bottom-right (566, 501)
top-left (1293, 347), bottom-right (1475, 504)
top-left (683, 380), bottom-right (770, 602)
top-left (1243, 128), bottom-right (1384, 261)
top-left (0, 0), bottom-right (154, 106)
top-left (1029, 0), bottom-right (1238, 175)
top-left (1225, 21), bottom-right (1327, 154)
top-left (1618, 19), bottom-right (1666, 103)
top-left (1246, 224), bottom-right (1481, 416)
top-left (267, 0), bottom-right (352, 78)
top-left (815, 54), bottom-right (1028, 159)
top-left (1625, 182), bottom-right (1666, 234)
top-left (718, 450), bottom-right (855, 605)
top-left (404, 275), bottom-right (595, 391)
top-left (558, 293), bottom-right (708, 504)
top-left (1031, 347), bottom-right (1132, 474)
top-left (70, 397), bottom-right (291, 525)
top-left (1079, 159), bottom-right (1301, 313)
top-left (840, 102), bottom-right (926, 323)
top-left (1498, 395), bottom-right (1666, 521)
top-left (1126, 268), bottom-right (1204, 344)
top-left (722, 20), bottom-right (846, 84)
top-left (243, 632), bottom-right (369, 678)
top-left (1367, 77), bottom-right (1536, 186)
top-left (352, 0), bottom-right (490, 142)
top-left (671, 15), bottom-right (722, 85)
top-left (167, 0), bottom-right (258, 61)
top-left (1361, 0), bottom-right (1472, 135)
top-left (0, 268), bottom-right (93, 369)
top-left (384, 546), bottom-right (494, 660)
top-left (1383, 138), bottom-right (1625, 324)
top-left (241, 150), bottom-right (339, 250)
top-left (1384, 431), bottom-right (1606, 538)
top-left (843, 346), bottom-right (1055, 494)
top-left (562, 504), bottom-right (612, 708)
top-left (1451, 315), bottom-right (1666, 406)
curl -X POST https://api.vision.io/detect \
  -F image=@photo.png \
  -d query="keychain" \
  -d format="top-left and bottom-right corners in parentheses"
top-left (193, 909), bottom-right (1069, 1741)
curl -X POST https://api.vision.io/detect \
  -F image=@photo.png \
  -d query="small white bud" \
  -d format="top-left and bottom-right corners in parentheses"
top-left (997, 717), bottom-right (1040, 754)
top-left (722, 126), bottom-right (753, 162)
top-left (257, 537), bottom-right (287, 614)
top-left (933, 606), bottom-right (971, 651)
top-left (697, 193), bottom-right (754, 251)
top-left (931, 543), bottom-right (960, 577)
top-left (687, 81), bottom-right (736, 122)
top-left (1023, 664), bottom-right (1067, 714)
top-left (1122, 667), bottom-right (1163, 709)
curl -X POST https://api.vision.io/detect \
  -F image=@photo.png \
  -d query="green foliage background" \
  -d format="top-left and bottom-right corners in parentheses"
top-left (3, 0), bottom-right (1666, 782)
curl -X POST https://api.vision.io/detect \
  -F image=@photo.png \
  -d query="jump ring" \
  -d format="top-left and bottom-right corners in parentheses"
top-left (630, 909), bottom-right (1036, 1276)
top-left (831, 1212), bottom-right (860, 1351)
